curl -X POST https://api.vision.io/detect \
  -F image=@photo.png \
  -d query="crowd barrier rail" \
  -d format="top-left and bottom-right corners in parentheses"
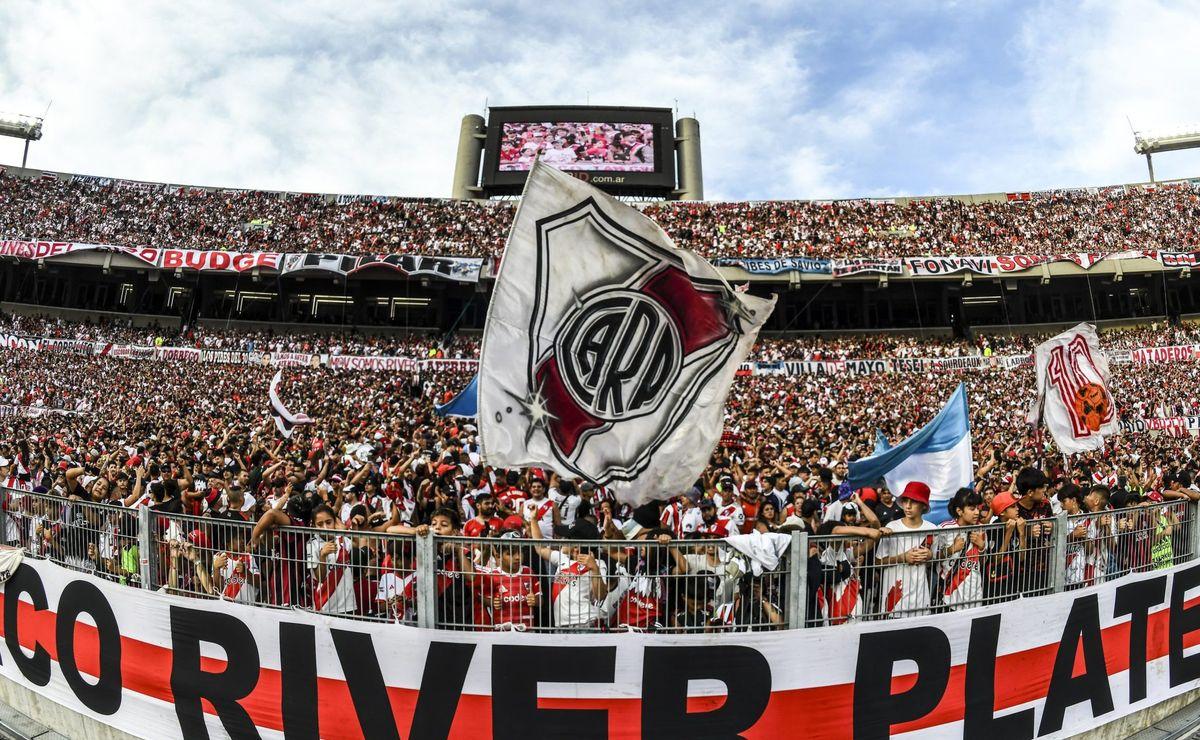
top-left (3, 487), bottom-right (1195, 634)
top-left (8, 488), bottom-right (1200, 738)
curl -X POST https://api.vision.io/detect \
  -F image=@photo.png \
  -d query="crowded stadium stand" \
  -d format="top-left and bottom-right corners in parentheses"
top-left (7, 162), bottom-right (1200, 737)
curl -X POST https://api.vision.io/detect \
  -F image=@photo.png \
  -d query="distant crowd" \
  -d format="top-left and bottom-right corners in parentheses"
top-left (3, 170), bottom-right (1199, 260)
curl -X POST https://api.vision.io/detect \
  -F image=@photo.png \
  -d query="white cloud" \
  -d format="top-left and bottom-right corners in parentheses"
top-left (0, 0), bottom-right (828, 199)
top-left (3, 2), bottom-right (1196, 201)
top-left (977, 0), bottom-right (1200, 189)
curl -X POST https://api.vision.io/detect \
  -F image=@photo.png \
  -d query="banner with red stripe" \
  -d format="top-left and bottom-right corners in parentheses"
top-left (3, 557), bottom-right (1200, 738)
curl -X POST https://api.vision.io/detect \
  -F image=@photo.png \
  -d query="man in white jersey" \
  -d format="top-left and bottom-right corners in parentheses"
top-left (522, 477), bottom-right (560, 539)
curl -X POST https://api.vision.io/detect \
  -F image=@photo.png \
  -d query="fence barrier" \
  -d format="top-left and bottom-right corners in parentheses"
top-left (2, 487), bottom-right (1194, 632)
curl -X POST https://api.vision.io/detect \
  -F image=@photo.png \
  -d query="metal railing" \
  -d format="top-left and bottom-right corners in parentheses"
top-left (2, 487), bottom-right (1196, 631)
top-left (432, 535), bottom-right (790, 633)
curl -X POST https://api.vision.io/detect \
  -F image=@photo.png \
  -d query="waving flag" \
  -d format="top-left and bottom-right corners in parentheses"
top-left (1025, 322), bottom-right (1117, 454)
top-left (478, 161), bottom-right (775, 506)
top-left (435, 375), bottom-right (478, 418)
top-left (847, 382), bottom-right (972, 524)
top-left (268, 371), bottom-right (313, 438)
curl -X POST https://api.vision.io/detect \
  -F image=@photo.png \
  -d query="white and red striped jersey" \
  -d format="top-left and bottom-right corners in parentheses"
top-left (219, 552), bottom-right (260, 604)
top-left (523, 497), bottom-right (556, 539)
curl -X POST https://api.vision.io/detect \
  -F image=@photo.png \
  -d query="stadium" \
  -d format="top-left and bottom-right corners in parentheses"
top-left (4, 11), bottom-right (1200, 740)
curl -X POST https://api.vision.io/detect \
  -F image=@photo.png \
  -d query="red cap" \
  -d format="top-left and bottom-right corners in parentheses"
top-left (900, 481), bottom-right (931, 507)
top-left (859, 487), bottom-right (878, 504)
top-left (186, 529), bottom-right (210, 550)
top-left (991, 491), bottom-right (1019, 517)
top-left (502, 515), bottom-right (526, 532)
top-left (436, 463), bottom-right (457, 478)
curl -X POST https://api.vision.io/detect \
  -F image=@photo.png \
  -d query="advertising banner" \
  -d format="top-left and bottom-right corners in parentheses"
top-left (4, 557), bottom-right (1200, 738)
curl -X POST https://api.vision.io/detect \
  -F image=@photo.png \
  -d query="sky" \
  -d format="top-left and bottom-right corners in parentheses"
top-left (2, 0), bottom-right (1200, 201)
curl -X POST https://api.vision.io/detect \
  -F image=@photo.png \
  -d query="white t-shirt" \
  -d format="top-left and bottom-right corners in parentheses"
top-left (547, 549), bottom-right (607, 627)
top-left (874, 518), bottom-right (937, 617)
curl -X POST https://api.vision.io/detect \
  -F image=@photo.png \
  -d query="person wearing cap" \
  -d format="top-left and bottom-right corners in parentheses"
top-left (822, 482), bottom-right (856, 524)
top-left (692, 497), bottom-right (735, 539)
top-left (872, 486), bottom-right (903, 527)
top-left (1015, 467), bottom-right (1054, 594)
top-left (660, 489), bottom-right (699, 539)
top-left (872, 481), bottom-right (937, 618)
top-left (728, 478), bottom-right (761, 534)
top-left (986, 489), bottom-right (1028, 601)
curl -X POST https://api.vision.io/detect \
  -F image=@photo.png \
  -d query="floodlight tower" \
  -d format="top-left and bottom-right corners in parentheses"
top-left (0, 112), bottom-right (44, 168)
top-left (1133, 128), bottom-right (1200, 182)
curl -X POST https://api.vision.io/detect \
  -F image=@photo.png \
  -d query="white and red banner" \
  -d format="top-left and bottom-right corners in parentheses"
top-left (4, 553), bottom-right (1200, 738)
top-left (1130, 344), bottom-right (1200, 364)
top-left (0, 240), bottom-right (105, 260)
top-left (114, 247), bottom-right (281, 273)
top-left (1119, 415), bottom-right (1200, 436)
top-left (0, 237), bottom-right (484, 283)
top-left (1026, 323), bottom-right (1119, 454)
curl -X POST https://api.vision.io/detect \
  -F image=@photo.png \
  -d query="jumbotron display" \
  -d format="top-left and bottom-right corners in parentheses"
top-left (482, 105), bottom-right (675, 192)
top-left (497, 121), bottom-right (656, 172)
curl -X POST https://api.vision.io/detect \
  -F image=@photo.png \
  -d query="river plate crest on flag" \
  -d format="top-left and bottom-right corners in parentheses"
top-left (479, 162), bottom-right (774, 504)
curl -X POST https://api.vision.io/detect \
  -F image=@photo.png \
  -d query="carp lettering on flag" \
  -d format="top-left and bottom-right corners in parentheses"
top-left (478, 161), bottom-right (775, 506)
top-left (1026, 322), bottom-right (1118, 454)
top-left (269, 371), bottom-right (313, 438)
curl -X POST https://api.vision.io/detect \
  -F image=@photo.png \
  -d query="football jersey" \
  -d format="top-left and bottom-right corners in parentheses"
top-left (547, 550), bottom-right (606, 627)
top-left (476, 564), bottom-right (540, 629)
top-left (220, 552), bottom-right (260, 604)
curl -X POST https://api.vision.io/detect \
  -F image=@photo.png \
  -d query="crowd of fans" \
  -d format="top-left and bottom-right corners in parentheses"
top-left (0, 313), bottom-right (480, 358)
top-left (6, 311), bottom-right (1199, 365)
top-left (750, 323), bottom-right (1200, 361)
top-left (4, 169), bottom-right (1200, 260)
top-left (3, 317), bottom-right (1200, 631)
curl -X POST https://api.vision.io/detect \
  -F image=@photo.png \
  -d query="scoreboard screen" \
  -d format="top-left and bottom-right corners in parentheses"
top-left (482, 106), bottom-right (676, 192)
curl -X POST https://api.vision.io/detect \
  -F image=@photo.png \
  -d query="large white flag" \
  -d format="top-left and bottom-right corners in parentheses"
top-left (1025, 322), bottom-right (1118, 454)
top-left (478, 161), bottom-right (775, 506)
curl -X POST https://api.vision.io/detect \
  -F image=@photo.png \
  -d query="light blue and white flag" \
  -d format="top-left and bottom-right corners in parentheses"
top-left (847, 382), bottom-right (973, 524)
top-left (434, 375), bottom-right (478, 418)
